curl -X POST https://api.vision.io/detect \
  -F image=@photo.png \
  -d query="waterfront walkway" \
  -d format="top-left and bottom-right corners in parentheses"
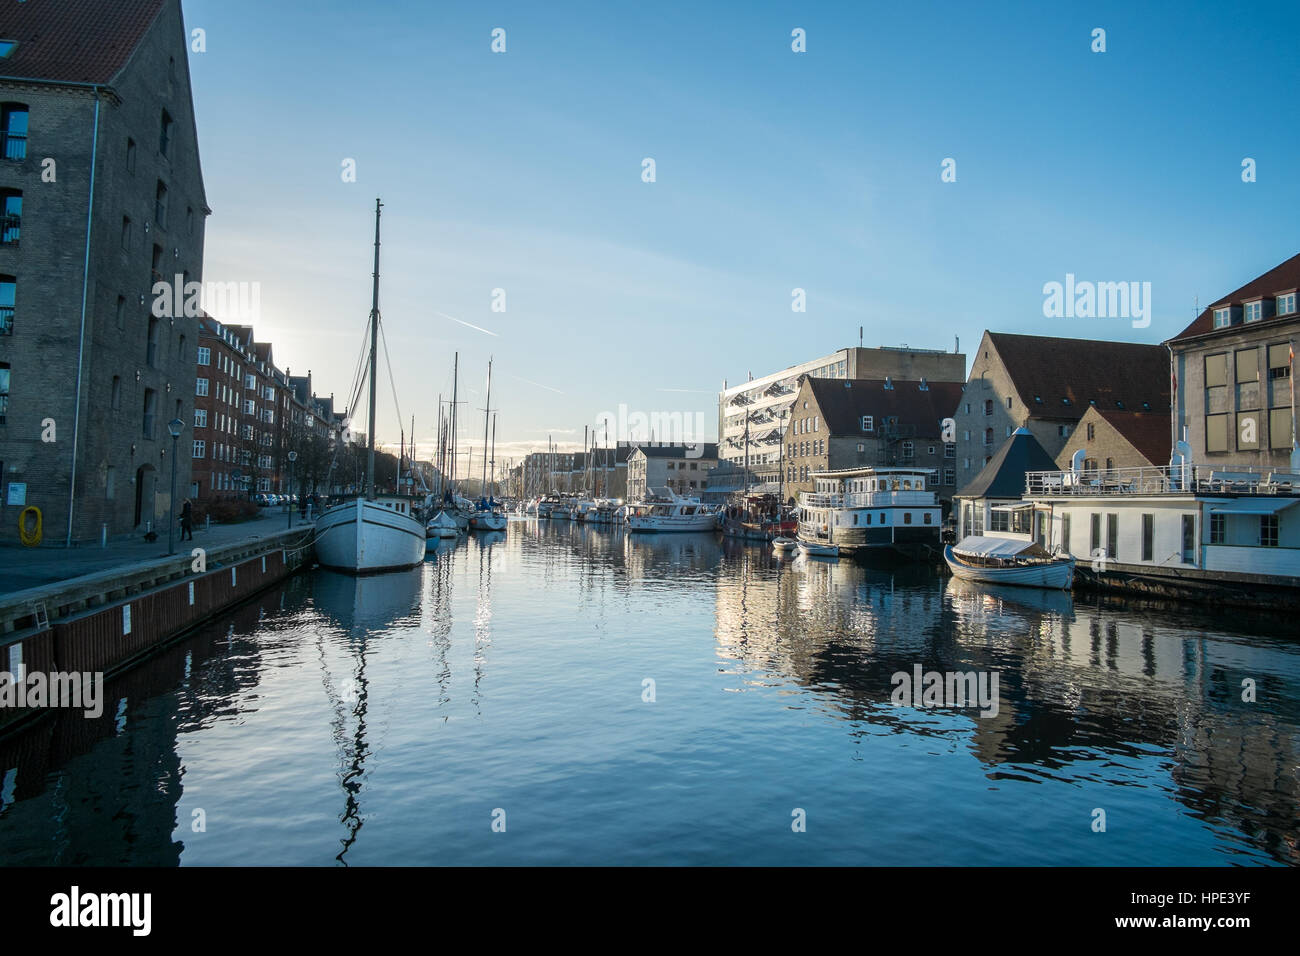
top-left (0, 510), bottom-right (307, 593)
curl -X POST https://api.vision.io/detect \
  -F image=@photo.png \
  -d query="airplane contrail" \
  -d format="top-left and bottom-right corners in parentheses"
top-left (508, 373), bottom-right (565, 395)
top-left (436, 310), bottom-right (498, 337)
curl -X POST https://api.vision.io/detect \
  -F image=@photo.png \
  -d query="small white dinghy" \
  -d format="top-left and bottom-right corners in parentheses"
top-left (772, 536), bottom-right (798, 553)
top-left (944, 536), bottom-right (1074, 590)
top-left (798, 540), bottom-right (840, 558)
top-left (427, 510), bottom-right (461, 540)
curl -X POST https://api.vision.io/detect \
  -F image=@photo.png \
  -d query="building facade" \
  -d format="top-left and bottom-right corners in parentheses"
top-left (1054, 406), bottom-right (1171, 474)
top-left (626, 443), bottom-right (719, 500)
top-left (953, 331), bottom-right (1168, 494)
top-left (782, 376), bottom-right (963, 503)
top-left (1166, 253), bottom-right (1299, 474)
top-left (718, 345), bottom-right (965, 473)
top-left (0, 0), bottom-right (207, 543)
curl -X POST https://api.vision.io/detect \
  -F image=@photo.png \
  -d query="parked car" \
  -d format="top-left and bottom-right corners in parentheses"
top-left (254, 493), bottom-right (272, 507)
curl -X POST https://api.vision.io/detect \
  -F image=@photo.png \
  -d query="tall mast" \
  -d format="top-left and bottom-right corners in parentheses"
top-left (490, 412), bottom-right (497, 499)
top-left (450, 352), bottom-right (459, 494)
top-left (366, 198), bottom-right (381, 501)
top-left (480, 358), bottom-right (494, 494)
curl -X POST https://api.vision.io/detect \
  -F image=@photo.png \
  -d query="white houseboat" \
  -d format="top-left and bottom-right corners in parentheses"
top-left (796, 466), bottom-right (942, 560)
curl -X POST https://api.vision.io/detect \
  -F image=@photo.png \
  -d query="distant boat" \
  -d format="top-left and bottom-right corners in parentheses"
top-left (943, 536), bottom-right (1074, 590)
top-left (469, 359), bottom-right (509, 536)
top-left (314, 199), bottom-right (425, 574)
top-left (626, 490), bottom-right (718, 532)
top-left (797, 540), bottom-right (839, 558)
top-left (426, 510), bottom-right (460, 540)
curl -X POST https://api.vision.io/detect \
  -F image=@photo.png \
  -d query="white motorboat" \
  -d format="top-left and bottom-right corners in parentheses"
top-left (944, 536), bottom-right (1075, 590)
top-left (772, 536), bottom-right (798, 553)
top-left (469, 506), bottom-right (507, 531)
top-left (625, 491), bottom-right (718, 532)
top-left (314, 199), bottom-right (425, 574)
top-left (797, 540), bottom-right (840, 558)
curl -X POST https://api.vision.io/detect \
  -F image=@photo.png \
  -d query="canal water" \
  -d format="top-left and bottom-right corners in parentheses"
top-left (1, 519), bottom-right (1296, 866)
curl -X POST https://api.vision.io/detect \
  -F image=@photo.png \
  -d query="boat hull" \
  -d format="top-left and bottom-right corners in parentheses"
top-left (470, 512), bottom-right (508, 531)
top-left (315, 499), bottom-right (427, 573)
top-left (626, 514), bottom-right (718, 532)
top-left (943, 545), bottom-right (1074, 590)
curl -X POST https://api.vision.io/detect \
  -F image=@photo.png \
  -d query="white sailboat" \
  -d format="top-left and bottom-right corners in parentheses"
top-left (315, 199), bottom-right (426, 574)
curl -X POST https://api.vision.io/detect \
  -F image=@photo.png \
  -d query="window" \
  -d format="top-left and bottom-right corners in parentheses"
top-left (1260, 515), bottom-right (1279, 548)
top-left (0, 188), bottom-right (20, 243)
top-left (146, 317), bottom-right (160, 367)
top-left (1006, 396), bottom-right (1012, 409)
top-left (1061, 514), bottom-right (1071, 553)
top-left (1206, 413), bottom-right (1228, 452)
top-left (126, 137), bottom-right (136, 173)
top-left (142, 388), bottom-right (157, 438)
top-left (990, 509), bottom-right (1009, 532)
top-left (943, 467), bottom-right (954, 486)
top-left (1059, 424), bottom-right (1072, 437)
top-left (984, 427), bottom-right (994, 446)
top-left (187, 206), bottom-right (194, 235)
top-left (1244, 300), bottom-right (1262, 323)
top-left (115, 295), bottom-right (127, 330)
top-left (901, 440), bottom-right (914, 459)
top-left (151, 243), bottom-right (163, 281)
top-left (245, 373), bottom-right (256, 389)
top-left (862, 415), bottom-right (873, 432)
top-left (194, 408), bottom-right (207, 428)
top-left (159, 109), bottom-right (174, 157)
top-left (1181, 515), bottom-right (1196, 564)
top-left (0, 274), bottom-right (12, 335)
top-left (1090, 513), bottom-right (1101, 556)
top-left (197, 346), bottom-right (210, 366)
top-left (0, 41), bottom-right (15, 58)
top-left (984, 399), bottom-right (993, 416)
top-left (1210, 512), bottom-right (1225, 545)
top-left (193, 440), bottom-right (206, 459)
top-left (121, 216), bottom-right (132, 250)
top-left (111, 375), bottom-right (121, 410)
top-left (944, 443), bottom-right (955, 459)
top-left (1278, 293), bottom-right (1296, 316)
top-left (0, 361), bottom-right (8, 423)
top-left (105, 466), bottom-right (116, 500)
top-left (1086, 422), bottom-right (1096, 441)
top-left (1106, 514), bottom-right (1118, 560)
top-left (196, 377), bottom-right (209, 397)
top-left (1205, 352), bottom-right (1229, 387)
top-left (1236, 348), bottom-right (1257, 384)
top-left (1, 103), bottom-right (27, 160)
top-left (1213, 307), bottom-right (1231, 328)
top-left (155, 180), bottom-right (168, 228)
top-left (903, 512), bottom-right (913, 525)
top-left (1141, 514), bottom-right (1153, 561)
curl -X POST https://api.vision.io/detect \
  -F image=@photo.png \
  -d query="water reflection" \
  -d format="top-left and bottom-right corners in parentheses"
top-left (0, 522), bottom-right (1295, 865)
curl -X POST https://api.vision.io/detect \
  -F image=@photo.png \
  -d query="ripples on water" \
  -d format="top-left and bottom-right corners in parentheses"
top-left (0, 520), bottom-right (1296, 866)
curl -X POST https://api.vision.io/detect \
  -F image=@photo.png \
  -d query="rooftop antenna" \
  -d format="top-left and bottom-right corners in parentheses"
top-left (859, 325), bottom-right (863, 348)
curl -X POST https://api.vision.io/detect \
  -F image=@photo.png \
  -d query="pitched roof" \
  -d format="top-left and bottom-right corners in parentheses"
top-left (987, 332), bottom-right (1168, 420)
top-left (0, 0), bottom-right (167, 86)
top-left (1168, 252), bottom-right (1300, 342)
top-left (632, 443), bottom-right (719, 459)
top-left (1093, 407), bottom-right (1171, 466)
top-left (956, 427), bottom-right (1057, 499)
top-left (804, 377), bottom-right (963, 437)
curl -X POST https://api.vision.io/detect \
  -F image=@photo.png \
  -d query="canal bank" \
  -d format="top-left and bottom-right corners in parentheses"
top-left (0, 521), bottom-right (314, 734)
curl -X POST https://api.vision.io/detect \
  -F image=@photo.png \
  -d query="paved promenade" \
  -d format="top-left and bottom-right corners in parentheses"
top-left (0, 510), bottom-right (309, 594)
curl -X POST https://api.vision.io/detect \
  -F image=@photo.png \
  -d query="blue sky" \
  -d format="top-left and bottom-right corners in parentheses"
top-left (184, 0), bottom-right (1300, 470)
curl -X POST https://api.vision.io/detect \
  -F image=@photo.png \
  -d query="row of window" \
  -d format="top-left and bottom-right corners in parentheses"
top-left (1212, 292), bottom-right (1296, 329)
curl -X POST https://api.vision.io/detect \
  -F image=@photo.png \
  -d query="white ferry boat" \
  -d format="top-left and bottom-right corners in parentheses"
top-left (625, 490), bottom-right (719, 532)
top-left (797, 466), bottom-right (942, 560)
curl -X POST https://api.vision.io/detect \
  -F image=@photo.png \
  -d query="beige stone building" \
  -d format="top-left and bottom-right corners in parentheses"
top-left (1054, 406), bottom-right (1171, 473)
top-left (626, 443), bottom-right (718, 500)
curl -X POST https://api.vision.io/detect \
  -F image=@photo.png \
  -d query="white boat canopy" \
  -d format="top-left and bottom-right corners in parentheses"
top-left (952, 535), bottom-right (1045, 558)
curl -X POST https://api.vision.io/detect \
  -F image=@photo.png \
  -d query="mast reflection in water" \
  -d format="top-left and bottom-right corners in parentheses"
top-left (0, 520), bottom-right (1296, 866)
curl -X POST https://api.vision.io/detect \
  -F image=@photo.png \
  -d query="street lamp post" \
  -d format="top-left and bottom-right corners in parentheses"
top-left (166, 418), bottom-right (185, 556)
top-left (287, 450), bottom-right (298, 528)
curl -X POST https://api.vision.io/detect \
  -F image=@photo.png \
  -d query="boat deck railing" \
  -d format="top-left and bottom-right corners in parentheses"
top-left (1025, 465), bottom-right (1300, 497)
top-left (799, 490), bottom-right (936, 509)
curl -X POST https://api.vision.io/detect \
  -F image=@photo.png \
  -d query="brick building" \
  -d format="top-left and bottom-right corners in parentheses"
top-left (782, 376), bottom-right (963, 503)
top-left (1166, 252), bottom-right (1299, 472)
top-left (952, 332), bottom-right (1168, 493)
top-left (0, 0), bottom-right (207, 543)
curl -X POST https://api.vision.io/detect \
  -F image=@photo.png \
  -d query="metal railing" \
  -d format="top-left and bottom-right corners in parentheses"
top-left (1025, 465), bottom-right (1300, 497)
top-left (800, 490), bottom-right (935, 509)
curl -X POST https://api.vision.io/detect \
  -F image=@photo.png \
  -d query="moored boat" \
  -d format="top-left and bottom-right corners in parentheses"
top-left (943, 536), bottom-right (1075, 590)
top-left (625, 491), bottom-right (718, 532)
top-left (772, 536), bottom-right (798, 553)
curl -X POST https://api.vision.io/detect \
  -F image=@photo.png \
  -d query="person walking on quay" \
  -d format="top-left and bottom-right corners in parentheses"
top-left (180, 498), bottom-right (194, 541)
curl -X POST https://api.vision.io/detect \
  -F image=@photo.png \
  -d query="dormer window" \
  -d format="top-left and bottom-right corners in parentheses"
top-left (1033, 395), bottom-right (1042, 404)
top-left (1062, 397), bottom-right (1072, 406)
top-left (1277, 292), bottom-right (1296, 316)
top-left (1244, 300), bottom-right (1262, 323)
top-left (1115, 400), bottom-right (1125, 409)
top-left (1213, 307), bottom-right (1231, 329)
top-left (861, 415), bottom-right (873, 432)
top-left (0, 41), bottom-right (17, 58)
